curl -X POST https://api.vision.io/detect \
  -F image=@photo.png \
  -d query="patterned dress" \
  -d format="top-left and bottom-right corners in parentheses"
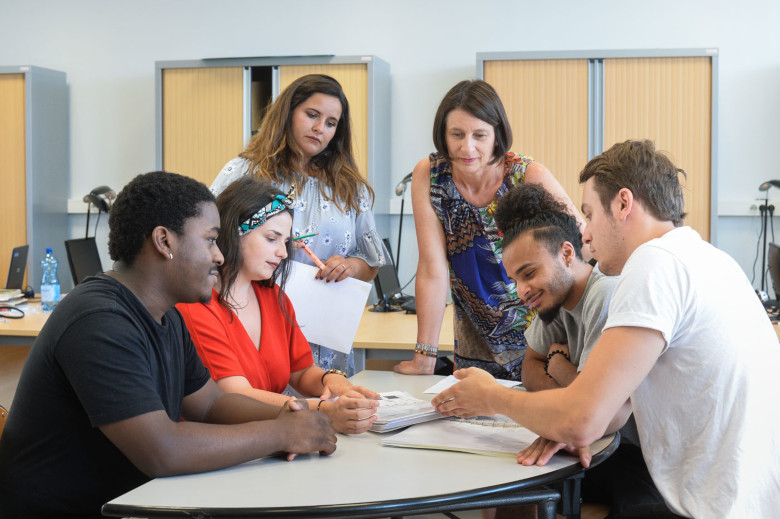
top-left (211, 157), bottom-right (390, 375)
top-left (429, 152), bottom-right (536, 380)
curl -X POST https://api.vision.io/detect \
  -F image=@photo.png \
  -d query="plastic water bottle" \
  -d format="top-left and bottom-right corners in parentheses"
top-left (40, 248), bottom-right (61, 311)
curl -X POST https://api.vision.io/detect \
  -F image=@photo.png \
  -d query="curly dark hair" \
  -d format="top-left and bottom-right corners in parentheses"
top-left (494, 182), bottom-right (583, 260)
top-left (108, 171), bottom-right (215, 265)
top-left (215, 177), bottom-right (294, 316)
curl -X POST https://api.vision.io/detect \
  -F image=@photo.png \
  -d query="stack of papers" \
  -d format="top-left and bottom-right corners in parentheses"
top-left (370, 391), bottom-right (442, 433)
top-left (0, 289), bottom-right (26, 307)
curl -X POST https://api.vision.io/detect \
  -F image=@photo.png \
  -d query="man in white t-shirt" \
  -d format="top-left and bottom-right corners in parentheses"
top-left (433, 140), bottom-right (780, 518)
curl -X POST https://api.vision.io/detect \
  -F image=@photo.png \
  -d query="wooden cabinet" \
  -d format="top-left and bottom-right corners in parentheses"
top-left (0, 66), bottom-right (68, 291)
top-left (478, 50), bottom-right (717, 242)
top-left (155, 56), bottom-right (391, 212)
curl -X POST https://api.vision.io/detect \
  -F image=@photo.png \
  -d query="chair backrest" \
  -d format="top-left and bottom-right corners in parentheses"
top-left (0, 404), bottom-right (8, 439)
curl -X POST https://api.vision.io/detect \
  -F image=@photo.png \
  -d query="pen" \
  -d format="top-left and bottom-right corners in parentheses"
top-left (293, 233), bottom-right (318, 241)
top-left (300, 242), bottom-right (327, 270)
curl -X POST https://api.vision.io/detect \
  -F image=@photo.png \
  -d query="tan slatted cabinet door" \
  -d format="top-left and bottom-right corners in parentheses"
top-left (604, 57), bottom-right (712, 240)
top-left (279, 64), bottom-right (368, 179)
top-left (0, 74), bottom-right (27, 286)
top-left (161, 67), bottom-right (245, 187)
top-left (483, 59), bottom-right (590, 210)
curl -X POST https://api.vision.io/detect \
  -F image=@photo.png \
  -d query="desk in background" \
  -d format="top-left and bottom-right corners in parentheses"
top-left (1, 302), bottom-right (453, 367)
top-left (103, 370), bottom-right (618, 519)
top-left (352, 304), bottom-right (455, 372)
top-left (0, 303), bottom-right (48, 346)
top-left (0, 302), bottom-right (47, 406)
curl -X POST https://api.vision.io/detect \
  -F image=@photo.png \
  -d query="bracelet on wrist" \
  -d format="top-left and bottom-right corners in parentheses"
top-left (320, 368), bottom-right (347, 386)
top-left (415, 342), bottom-right (438, 358)
top-left (317, 399), bottom-right (325, 411)
top-left (544, 349), bottom-right (570, 378)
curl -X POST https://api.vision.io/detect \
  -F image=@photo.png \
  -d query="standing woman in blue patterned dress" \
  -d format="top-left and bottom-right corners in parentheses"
top-left (211, 74), bottom-right (389, 376)
top-left (394, 80), bottom-right (585, 378)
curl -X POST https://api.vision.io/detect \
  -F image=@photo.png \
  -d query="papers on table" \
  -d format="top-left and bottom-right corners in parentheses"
top-left (381, 419), bottom-right (539, 457)
top-left (0, 289), bottom-right (27, 307)
top-left (370, 391), bottom-right (442, 433)
top-left (423, 375), bottom-right (522, 394)
top-left (283, 261), bottom-right (372, 354)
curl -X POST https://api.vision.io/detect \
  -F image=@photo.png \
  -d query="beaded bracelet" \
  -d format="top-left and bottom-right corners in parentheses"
top-left (320, 368), bottom-right (347, 386)
top-left (545, 349), bottom-right (570, 378)
top-left (415, 342), bottom-right (438, 358)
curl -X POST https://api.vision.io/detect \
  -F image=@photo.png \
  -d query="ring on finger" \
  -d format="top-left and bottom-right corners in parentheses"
top-left (340, 264), bottom-right (347, 271)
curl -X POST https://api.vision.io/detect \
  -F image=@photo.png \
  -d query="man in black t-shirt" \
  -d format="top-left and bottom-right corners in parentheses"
top-left (0, 171), bottom-right (337, 519)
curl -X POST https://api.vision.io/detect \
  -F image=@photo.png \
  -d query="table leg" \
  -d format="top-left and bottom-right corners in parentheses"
top-left (556, 472), bottom-right (584, 519)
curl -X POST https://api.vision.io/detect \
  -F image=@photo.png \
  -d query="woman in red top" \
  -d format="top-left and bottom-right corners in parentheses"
top-left (178, 177), bottom-right (379, 434)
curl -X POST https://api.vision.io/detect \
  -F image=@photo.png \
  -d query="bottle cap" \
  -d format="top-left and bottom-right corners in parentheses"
top-left (46, 248), bottom-right (53, 254)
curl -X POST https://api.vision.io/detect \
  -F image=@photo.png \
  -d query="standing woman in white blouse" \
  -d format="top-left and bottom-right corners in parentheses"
top-left (211, 74), bottom-right (389, 375)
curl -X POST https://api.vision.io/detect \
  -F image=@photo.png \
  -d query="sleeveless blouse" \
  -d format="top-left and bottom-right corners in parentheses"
top-left (429, 152), bottom-right (536, 380)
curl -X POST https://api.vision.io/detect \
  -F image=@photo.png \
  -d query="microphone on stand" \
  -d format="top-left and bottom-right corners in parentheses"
top-left (757, 180), bottom-right (780, 298)
top-left (395, 172), bottom-right (413, 196)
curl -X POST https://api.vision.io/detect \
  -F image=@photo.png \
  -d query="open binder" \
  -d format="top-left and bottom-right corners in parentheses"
top-left (381, 417), bottom-right (539, 457)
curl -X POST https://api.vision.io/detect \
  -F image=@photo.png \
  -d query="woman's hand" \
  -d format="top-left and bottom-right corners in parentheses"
top-left (317, 255), bottom-right (359, 283)
top-left (322, 375), bottom-right (380, 400)
top-left (393, 353), bottom-right (436, 375)
top-left (319, 396), bottom-right (379, 435)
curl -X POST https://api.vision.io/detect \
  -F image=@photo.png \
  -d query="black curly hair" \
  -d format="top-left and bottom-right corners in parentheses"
top-left (494, 182), bottom-right (583, 260)
top-left (108, 171), bottom-right (215, 265)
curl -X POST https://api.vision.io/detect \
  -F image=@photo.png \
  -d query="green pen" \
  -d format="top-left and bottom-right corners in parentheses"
top-left (293, 233), bottom-right (318, 241)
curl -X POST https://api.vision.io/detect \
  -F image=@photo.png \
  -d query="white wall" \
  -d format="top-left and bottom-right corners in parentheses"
top-left (1, 0), bottom-right (779, 295)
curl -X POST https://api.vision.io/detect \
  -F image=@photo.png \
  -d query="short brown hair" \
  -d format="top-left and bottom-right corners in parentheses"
top-left (215, 177), bottom-right (293, 316)
top-left (432, 80), bottom-right (512, 165)
top-left (579, 140), bottom-right (687, 226)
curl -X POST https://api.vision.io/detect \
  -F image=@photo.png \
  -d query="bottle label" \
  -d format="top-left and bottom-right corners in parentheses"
top-left (41, 284), bottom-right (60, 303)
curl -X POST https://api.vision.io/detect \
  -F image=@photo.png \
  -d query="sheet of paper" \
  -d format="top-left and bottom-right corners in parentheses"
top-left (283, 261), bottom-right (372, 354)
top-left (423, 375), bottom-right (522, 394)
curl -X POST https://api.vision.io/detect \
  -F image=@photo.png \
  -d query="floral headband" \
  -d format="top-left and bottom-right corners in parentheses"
top-left (238, 185), bottom-right (296, 236)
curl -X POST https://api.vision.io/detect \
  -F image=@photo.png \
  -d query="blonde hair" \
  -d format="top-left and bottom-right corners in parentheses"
top-left (239, 74), bottom-right (373, 213)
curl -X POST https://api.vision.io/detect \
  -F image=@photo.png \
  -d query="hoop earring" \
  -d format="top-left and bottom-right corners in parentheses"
top-left (168, 253), bottom-right (173, 260)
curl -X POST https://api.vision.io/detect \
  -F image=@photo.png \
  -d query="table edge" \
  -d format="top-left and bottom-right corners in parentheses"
top-left (102, 432), bottom-right (619, 518)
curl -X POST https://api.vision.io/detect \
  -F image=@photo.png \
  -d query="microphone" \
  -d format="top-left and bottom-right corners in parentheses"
top-left (395, 172), bottom-right (413, 196)
top-left (83, 185), bottom-right (116, 213)
top-left (758, 180), bottom-right (780, 192)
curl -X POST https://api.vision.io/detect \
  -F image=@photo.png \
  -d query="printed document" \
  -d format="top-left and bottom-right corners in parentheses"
top-left (370, 391), bottom-right (442, 433)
